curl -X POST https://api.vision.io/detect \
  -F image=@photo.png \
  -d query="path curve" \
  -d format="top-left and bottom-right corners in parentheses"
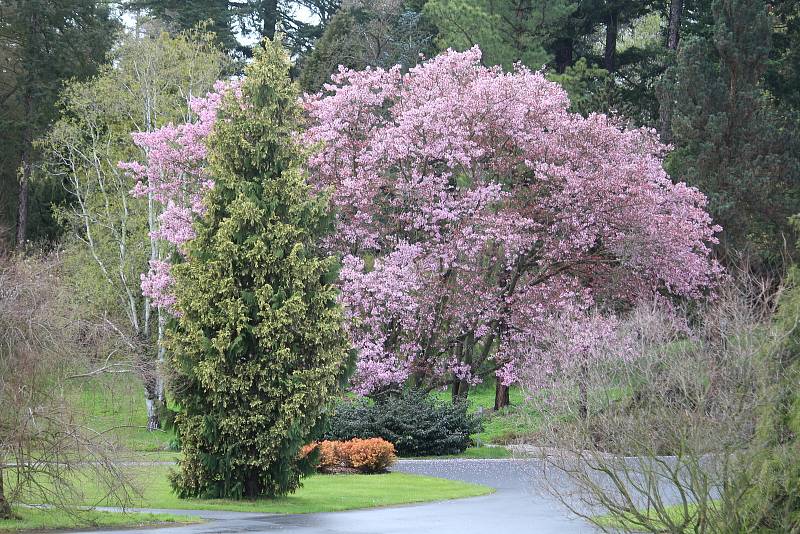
top-left (79, 459), bottom-right (597, 534)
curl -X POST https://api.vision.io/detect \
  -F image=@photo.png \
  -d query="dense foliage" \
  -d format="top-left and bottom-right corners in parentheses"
top-left (423, 0), bottom-right (574, 70)
top-left (662, 0), bottom-right (800, 266)
top-left (0, 0), bottom-right (118, 248)
top-left (733, 260), bottom-right (800, 531)
top-left (323, 391), bottom-right (481, 456)
top-left (299, 0), bottom-right (434, 93)
top-left (167, 40), bottom-right (350, 499)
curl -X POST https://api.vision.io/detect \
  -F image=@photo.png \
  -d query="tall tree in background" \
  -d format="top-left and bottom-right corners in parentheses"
top-left (422, 0), bottom-right (666, 123)
top-left (424, 0), bottom-right (575, 70)
top-left (765, 0), bottom-right (800, 113)
top-left (124, 0), bottom-right (340, 60)
top-left (0, 0), bottom-right (117, 249)
top-left (661, 0), bottom-right (800, 266)
top-left (299, 0), bottom-right (434, 93)
top-left (123, 0), bottom-right (240, 52)
top-left (169, 39), bottom-right (350, 499)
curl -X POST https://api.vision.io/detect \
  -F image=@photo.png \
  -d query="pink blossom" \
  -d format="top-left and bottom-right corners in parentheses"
top-left (303, 47), bottom-right (722, 394)
top-left (119, 81), bottom-right (236, 308)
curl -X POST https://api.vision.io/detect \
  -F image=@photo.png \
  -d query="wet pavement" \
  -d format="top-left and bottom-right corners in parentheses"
top-left (78, 459), bottom-right (597, 534)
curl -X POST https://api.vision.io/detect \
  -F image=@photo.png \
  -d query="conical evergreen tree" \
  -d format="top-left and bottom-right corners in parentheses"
top-left (168, 38), bottom-right (351, 499)
top-left (661, 0), bottom-right (800, 267)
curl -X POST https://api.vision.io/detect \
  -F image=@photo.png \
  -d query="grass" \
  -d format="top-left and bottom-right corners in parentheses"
top-left (458, 445), bottom-right (512, 459)
top-left (593, 502), bottom-right (707, 532)
top-left (433, 381), bottom-right (542, 445)
top-left (72, 374), bottom-right (175, 452)
top-left (408, 446), bottom-right (513, 460)
top-left (15, 466), bottom-right (492, 515)
top-left (71, 372), bottom-right (526, 461)
top-left (0, 507), bottom-right (200, 532)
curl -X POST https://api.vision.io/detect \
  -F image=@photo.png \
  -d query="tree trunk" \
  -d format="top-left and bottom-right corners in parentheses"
top-left (451, 378), bottom-right (460, 402)
top-left (262, 0), bottom-right (279, 40)
top-left (15, 159), bottom-right (30, 247)
top-left (245, 472), bottom-right (259, 500)
top-left (0, 463), bottom-right (11, 520)
top-left (554, 37), bottom-right (573, 74)
top-left (578, 363), bottom-right (588, 420)
top-left (15, 94), bottom-right (33, 248)
top-left (603, 10), bottom-right (619, 72)
top-left (144, 374), bottom-right (160, 431)
top-left (657, 76), bottom-right (674, 144)
top-left (457, 379), bottom-right (469, 401)
top-left (451, 378), bottom-right (469, 402)
top-left (667, 0), bottom-right (684, 50)
top-left (494, 381), bottom-right (510, 410)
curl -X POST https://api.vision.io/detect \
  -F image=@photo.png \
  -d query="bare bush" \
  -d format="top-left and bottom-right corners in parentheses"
top-left (522, 278), bottom-right (780, 533)
top-left (0, 253), bottom-right (136, 519)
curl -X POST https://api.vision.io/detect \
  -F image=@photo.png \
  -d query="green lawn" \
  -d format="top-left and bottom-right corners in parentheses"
top-left (73, 374), bottom-right (530, 456)
top-left (433, 382), bottom-right (541, 445)
top-left (594, 502), bottom-right (711, 532)
top-left (24, 466), bottom-right (492, 514)
top-left (72, 374), bottom-right (175, 452)
top-left (0, 507), bottom-right (199, 532)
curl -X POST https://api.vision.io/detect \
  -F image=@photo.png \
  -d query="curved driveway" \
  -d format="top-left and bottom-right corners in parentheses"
top-left (81, 459), bottom-right (597, 534)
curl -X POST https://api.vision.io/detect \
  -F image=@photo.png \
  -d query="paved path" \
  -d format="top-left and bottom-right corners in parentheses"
top-left (79, 459), bottom-right (597, 534)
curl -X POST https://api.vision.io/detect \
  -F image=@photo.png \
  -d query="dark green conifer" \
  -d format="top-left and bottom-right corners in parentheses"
top-left (168, 38), bottom-right (351, 499)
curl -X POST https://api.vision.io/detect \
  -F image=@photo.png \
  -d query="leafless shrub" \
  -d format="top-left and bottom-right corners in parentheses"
top-left (0, 253), bottom-right (138, 519)
top-left (522, 276), bottom-right (781, 533)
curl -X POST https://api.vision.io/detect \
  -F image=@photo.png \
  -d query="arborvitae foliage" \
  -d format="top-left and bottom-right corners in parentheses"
top-left (168, 38), bottom-right (351, 500)
top-left (661, 0), bottom-right (800, 267)
top-left (732, 261), bottom-right (800, 532)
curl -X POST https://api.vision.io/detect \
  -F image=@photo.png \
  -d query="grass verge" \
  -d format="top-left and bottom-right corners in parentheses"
top-left (0, 507), bottom-right (199, 532)
top-left (20, 466), bottom-right (492, 515)
top-left (593, 502), bottom-right (705, 532)
top-left (405, 446), bottom-right (513, 460)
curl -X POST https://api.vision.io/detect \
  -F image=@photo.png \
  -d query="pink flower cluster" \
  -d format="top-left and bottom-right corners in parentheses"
top-left (303, 47), bottom-right (723, 395)
top-left (119, 81), bottom-right (237, 309)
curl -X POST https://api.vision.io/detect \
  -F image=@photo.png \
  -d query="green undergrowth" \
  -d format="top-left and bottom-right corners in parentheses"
top-left (593, 502), bottom-right (709, 533)
top-left (432, 382), bottom-right (542, 444)
top-left (407, 446), bottom-right (513, 460)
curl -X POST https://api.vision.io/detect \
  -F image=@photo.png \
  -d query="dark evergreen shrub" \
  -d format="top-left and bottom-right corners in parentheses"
top-left (323, 389), bottom-right (482, 456)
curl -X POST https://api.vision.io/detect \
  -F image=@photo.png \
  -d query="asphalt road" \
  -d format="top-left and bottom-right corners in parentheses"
top-left (80, 459), bottom-right (597, 534)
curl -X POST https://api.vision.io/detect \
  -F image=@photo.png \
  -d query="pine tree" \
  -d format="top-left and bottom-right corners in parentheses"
top-left (124, 0), bottom-right (240, 53)
top-left (0, 0), bottom-right (117, 248)
top-left (661, 0), bottom-right (800, 266)
top-left (168, 38), bottom-right (351, 499)
top-left (423, 0), bottom-right (575, 71)
top-left (299, 1), bottom-right (434, 93)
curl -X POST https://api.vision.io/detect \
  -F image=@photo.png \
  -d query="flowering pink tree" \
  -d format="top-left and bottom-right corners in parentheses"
top-left (120, 81), bottom-right (234, 311)
top-left (303, 47), bottom-right (723, 404)
top-left (118, 81), bottom-right (234, 416)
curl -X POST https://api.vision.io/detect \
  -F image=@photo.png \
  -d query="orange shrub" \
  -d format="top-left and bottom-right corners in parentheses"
top-left (298, 443), bottom-right (318, 459)
top-left (300, 438), bottom-right (396, 473)
top-left (316, 440), bottom-right (344, 470)
top-left (339, 438), bottom-right (396, 473)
